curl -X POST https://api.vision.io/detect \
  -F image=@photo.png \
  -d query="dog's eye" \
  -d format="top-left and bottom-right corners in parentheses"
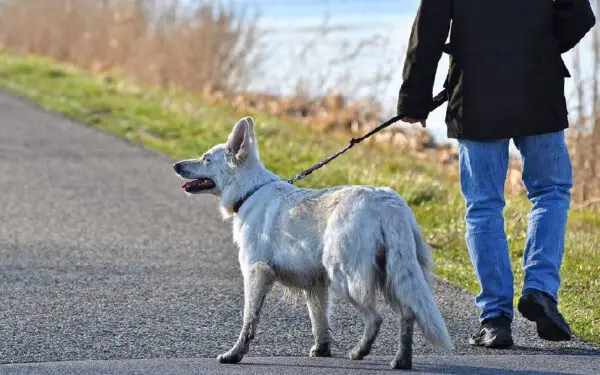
top-left (202, 155), bottom-right (211, 164)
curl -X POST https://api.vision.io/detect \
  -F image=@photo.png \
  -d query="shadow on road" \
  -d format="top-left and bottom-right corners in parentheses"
top-left (506, 345), bottom-right (600, 356)
top-left (239, 362), bottom-right (579, 375)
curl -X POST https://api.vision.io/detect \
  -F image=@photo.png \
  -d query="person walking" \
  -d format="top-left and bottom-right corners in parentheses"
top-left (397, 0), bottom-right (595, 348)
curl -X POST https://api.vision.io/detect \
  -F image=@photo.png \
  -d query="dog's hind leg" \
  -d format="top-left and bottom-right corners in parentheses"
top-left (347, 296), bottom-right (382, 360)
top-left (325, 251), bottom-right (382, 360)
top-left (217, 262), bottom-right (275, 364)
top-left (323, 207), bottom-right (383, 360)
top-left (390, 305), bottom-right (415, 370)
top-left (332, 272), bottom-right (381, 360)
top-left (306, 286), bottom-right (332, 357)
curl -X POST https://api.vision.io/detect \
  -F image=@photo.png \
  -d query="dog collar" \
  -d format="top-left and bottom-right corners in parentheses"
top-left (232, 180), bottom-right (277, 214)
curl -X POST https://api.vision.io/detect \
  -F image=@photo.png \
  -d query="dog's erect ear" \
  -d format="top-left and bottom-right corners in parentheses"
top-left (226, 117), bottom-right (257, 164)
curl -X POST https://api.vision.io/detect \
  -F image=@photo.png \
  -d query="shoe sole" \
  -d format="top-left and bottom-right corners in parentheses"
top-left (469, 336), bottom-right (513, 349)
top-left (469, 337), bottom-right (514, 349)
top-left (518, 296), bottom-right (571, 342)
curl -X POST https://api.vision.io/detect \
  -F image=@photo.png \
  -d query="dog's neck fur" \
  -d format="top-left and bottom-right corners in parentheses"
top-left (219, 163), bottom-right (281, 218)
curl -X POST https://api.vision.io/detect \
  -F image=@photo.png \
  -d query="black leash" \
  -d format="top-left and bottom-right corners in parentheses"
top-left (286, 89), bottom-right (449, 185)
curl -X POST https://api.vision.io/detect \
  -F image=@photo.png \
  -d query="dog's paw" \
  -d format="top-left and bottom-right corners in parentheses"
top-left (390, 356), bottom-right (412, 370)
top-left (216, 350), bottom-right (243, 364)
top-left (309, 343), bottom-right (332, 357)
top-left (348, 346), bottom-right (370, 360)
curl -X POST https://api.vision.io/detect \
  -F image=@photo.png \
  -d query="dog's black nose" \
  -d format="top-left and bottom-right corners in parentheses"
top-left (173, 162), bottom-right (183, 174)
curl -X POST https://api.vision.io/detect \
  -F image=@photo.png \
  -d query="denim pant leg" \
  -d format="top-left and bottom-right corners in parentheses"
top-left (513, 131), bottom-right (572, 302)
top-left (459, 139), bottom-right (514, 321)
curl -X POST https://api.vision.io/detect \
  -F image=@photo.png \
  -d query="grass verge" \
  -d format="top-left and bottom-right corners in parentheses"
top-left (0, 54), bottom-right (598, 344)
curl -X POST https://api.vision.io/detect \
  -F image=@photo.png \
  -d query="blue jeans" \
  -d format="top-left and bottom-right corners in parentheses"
top-left (459, 131), bottom-right (572, 321)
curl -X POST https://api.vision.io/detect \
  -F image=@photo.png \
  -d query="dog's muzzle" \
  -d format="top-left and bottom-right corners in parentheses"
top-left (173, 162), bottom-right (216, 194)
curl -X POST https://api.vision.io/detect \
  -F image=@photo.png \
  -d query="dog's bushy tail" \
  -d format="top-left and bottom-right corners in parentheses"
top-left (383, 206), bottom-right (453, 352)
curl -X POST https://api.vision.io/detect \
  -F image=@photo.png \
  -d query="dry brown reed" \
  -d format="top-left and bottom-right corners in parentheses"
top-left (0, 0), bottom-right (261, 93)
top-left (567, 11), bottom-right (600, 207)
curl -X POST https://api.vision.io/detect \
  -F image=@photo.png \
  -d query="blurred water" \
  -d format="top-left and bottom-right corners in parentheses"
top-left (236, 0), bottom-right (418, 18)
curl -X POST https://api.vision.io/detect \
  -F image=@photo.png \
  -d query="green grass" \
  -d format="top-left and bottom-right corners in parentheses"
top-left (0, 53), bottom-right (598, 344)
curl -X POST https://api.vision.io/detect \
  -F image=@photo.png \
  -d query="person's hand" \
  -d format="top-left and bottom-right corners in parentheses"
top-left (402, 117), bottom-right (427, 128)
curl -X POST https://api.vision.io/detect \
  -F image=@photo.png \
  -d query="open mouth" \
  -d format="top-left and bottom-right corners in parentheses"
top-left (181, 178), bottom-right (216, 193)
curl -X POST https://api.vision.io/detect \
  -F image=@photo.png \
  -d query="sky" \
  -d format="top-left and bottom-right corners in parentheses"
top-left (227, 0), bottom-right (596, 143)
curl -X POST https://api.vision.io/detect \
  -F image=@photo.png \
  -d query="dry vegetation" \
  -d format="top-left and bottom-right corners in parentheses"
top-left (0, 0), bottom-right (261, 93)
top-left (569, 6), bottom-right (600, 207)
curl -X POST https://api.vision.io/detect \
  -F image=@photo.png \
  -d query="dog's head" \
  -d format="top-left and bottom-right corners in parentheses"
top-left (173, 117), bottom-right (259, 196)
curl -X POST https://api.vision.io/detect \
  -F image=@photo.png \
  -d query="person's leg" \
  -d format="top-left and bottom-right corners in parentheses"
top-left (514, 131), bottom-right (572, 341)
top-left (459, 139), bottom-right (513, 321)
top-left (513, 131), bottom-right (572, 300)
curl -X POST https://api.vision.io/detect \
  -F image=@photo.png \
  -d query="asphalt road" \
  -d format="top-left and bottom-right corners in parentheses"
top-left (0, 91), bottom-right (598, 372)
top-left (4, 355), bottom-right (600, 375)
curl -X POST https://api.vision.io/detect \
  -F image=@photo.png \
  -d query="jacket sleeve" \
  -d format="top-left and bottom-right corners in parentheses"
top-left (397, 0), bottom-right (451, 119)
top-left (554, 0), bottom-right (596, 54)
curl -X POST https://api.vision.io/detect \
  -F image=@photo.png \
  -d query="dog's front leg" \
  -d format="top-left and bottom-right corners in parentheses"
top-left (306, 287), bottom-right (332, 357)
top-left (217, 262), bottom-right (275, 364)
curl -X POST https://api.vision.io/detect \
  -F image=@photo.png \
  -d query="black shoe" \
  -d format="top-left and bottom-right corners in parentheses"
top-left (469, 316), bottom-right (514, 348)
top-left (518, 289), bottom-right (572, 341)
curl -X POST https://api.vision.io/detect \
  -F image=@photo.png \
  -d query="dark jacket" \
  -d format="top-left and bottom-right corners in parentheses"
top-left (397, 0), bottom-right (596, 140)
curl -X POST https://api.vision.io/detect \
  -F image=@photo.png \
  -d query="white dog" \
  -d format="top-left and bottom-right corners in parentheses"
top-left (173, 117), bottom-right (452, 369)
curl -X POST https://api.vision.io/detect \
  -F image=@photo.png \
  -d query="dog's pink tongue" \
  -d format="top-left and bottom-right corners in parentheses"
top-left (182, 181), bottom-right (193, 190)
